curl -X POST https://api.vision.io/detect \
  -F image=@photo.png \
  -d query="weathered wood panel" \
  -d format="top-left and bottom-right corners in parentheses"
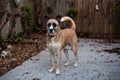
top-left (72, 0), bottom-right (119, 38)
top-left (0, 0), bottom-right (33, 38)
top-left (0, 0), bottom-right (119, 38)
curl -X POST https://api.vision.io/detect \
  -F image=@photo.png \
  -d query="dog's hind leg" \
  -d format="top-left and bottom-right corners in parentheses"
top-left (72, 45), bottom-right (78, 67)
top-left (64, 49), bottom-right (69, 66)
top-left (49, 53), bottom-right (55, 72)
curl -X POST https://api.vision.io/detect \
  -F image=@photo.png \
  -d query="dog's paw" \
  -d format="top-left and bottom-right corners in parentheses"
top-left (49, 67), bottom-right (54, 72)
top-left (64, 62), bottom-right (69, 66)
top-left (73, 63), bottom-right (78, 67)
top-left (56, 69), bottom-right (60, 75)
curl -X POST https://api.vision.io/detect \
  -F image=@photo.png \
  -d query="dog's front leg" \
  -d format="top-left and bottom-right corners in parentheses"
top-left (56, 51), bottom-right (61, 75)
top-left (64, 49), bottom-right (69, 66)
top-left (49, 53), bottom-right (55, 72)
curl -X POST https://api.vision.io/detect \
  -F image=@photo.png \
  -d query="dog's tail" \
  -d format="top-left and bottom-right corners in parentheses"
top-left (60, 16), bottom-right (76, 30)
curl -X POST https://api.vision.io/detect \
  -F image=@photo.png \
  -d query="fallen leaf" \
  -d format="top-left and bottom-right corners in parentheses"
top-left (97, 50), bottom-right (103, 53)
top-left (92, 61), bottom-right (97, 64)
top-left (33, 78), bottom-right (41, 80)
top-left (91, 49), bottom-right (94, 52)
top-left (105, 60), bottom-right (113, 63)
top-left (100, 55), bottom-right (104, 57)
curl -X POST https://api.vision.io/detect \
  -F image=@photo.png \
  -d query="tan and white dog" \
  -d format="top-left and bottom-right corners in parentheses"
top-left (47, 16), bottom-right (78, 75)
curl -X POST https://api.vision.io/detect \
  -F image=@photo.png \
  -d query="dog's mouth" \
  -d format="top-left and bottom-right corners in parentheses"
top-left (48, 32), bottom-right (56, 37)
top-left (48, 33), bottom-right (55, 37)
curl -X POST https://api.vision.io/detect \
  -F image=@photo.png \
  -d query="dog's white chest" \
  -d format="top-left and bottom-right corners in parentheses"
top-left (47, 38), bottom-right (60, 53)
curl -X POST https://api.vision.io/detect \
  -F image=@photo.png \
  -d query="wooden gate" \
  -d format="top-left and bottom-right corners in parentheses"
top-left (75, 0), bottom-right (119, 36)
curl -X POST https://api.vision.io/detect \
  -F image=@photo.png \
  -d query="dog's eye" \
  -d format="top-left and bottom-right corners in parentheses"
top-left (53, 23), bottom-right (57, 27)
top-left (48, 23), bottom-right (51, 27)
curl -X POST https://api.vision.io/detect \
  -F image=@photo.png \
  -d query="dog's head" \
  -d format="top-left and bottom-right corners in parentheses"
top-left (47, 19), bottom-right (60, 37)
top-left (46, 16), bottom-right (61, 37)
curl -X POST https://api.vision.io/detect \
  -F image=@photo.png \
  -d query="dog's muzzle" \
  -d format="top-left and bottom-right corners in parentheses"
top-left (48, 29), bottom-right (56, 37)
top-left (49, 29), bottom-right (53, 33)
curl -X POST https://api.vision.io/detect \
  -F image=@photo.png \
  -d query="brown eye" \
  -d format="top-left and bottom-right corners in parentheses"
top-left (48, 23), bottom-right (51, 27)
top-left (53, 23), bottom-right (57, 27)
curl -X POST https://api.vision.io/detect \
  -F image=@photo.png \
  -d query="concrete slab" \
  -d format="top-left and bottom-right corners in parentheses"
top-left (0, 39), bottom-right (120, 80)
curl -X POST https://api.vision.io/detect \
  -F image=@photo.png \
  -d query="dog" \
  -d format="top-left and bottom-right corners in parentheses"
top-left (46, 16), bottom-right (78, 75)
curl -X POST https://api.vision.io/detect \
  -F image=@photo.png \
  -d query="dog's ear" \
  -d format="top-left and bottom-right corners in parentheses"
top-left (55, 15), bottom-right (61, 22)
top-left (44, 15), bottom-right (50, 21)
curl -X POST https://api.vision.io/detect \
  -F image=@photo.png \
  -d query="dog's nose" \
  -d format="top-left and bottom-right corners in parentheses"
top-left (49, 29), bottom-right (53, 33)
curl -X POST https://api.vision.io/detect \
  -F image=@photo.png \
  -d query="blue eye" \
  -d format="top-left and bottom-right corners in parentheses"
top-left (53, 23), bottom-right (57, 27)
top-left (48, 23), bottom-right (51, 27)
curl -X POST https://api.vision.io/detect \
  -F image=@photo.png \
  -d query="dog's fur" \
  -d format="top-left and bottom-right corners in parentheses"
top-left (47, 16), bottom-right (78, 75)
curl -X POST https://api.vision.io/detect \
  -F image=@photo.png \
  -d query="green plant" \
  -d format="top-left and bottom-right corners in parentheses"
top-left (83, 32), bottom-right (91, 38)
top-left (67, 8), bottom-right (78, 18)
top-left (46, 6), bottom-right (52, 14)
top-left (13, 0), bottom-right (18, 8)
top-left (115, 0), bottom-right (120, 15)
top-left (21, 6), bottom-right (32, 26)
top-left (0, 32), bottom-right (4, 47)
top-left (0, 32), bottom-right (3, 41)
top-left (8, 33), bottom-right (24, 43)
top-left (33, 27), bottom-right (44, 33)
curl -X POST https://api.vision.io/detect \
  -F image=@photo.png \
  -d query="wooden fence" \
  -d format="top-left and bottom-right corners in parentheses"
top-left (38, 0), bottom-right (119, 38)
top-left (74, 0), bottom-right (120, 38)
top-left (0, 0), bottom-right (120, 38)
top-left (75, 0), bottom-right (119, 35)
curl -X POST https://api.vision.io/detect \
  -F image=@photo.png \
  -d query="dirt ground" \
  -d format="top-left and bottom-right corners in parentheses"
top-left (0, 33), bottom-right (47, 76)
